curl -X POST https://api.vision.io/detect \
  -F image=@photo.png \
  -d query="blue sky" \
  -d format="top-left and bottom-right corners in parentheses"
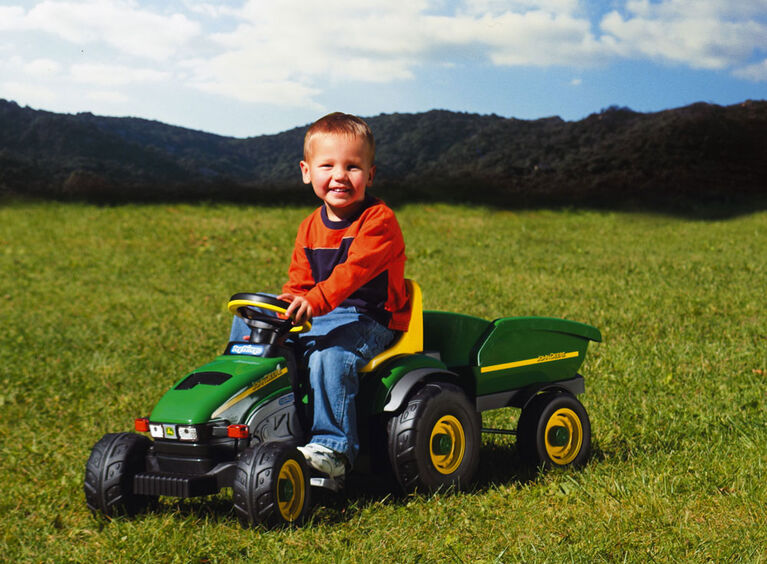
top-left (1, 0), bottom-right (765, 137)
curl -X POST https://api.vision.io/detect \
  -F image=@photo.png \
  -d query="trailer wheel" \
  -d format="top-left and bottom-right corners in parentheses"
top-left (387, 382), bottom-right (480, 493)
top-left (83, 432), bottom-right (154, 518)
top-left (233, 442), bottom-right (311, 528)
top-left (517, 393), bottom-right (591, 469)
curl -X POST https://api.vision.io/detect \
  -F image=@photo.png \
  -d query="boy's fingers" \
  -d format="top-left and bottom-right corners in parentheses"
top-left (284, 300), bottom-right (299, 320)
top-left (294, 301), bottom-right (313, 326)
top-left (294, 302), bottom-right (307, 324)
top-left (275, 294), bottom-right (311, 325)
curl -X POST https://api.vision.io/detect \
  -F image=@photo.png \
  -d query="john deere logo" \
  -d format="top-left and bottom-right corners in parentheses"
top-left (536, 352), bottom-right (568, 362)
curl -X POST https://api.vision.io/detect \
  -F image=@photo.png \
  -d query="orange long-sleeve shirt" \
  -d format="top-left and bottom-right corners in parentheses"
top-left (282, 196), bottom-right (411, 331)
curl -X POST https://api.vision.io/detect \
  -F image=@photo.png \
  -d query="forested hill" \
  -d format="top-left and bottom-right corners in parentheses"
top-left (1, 98), bottom-right (765, 209)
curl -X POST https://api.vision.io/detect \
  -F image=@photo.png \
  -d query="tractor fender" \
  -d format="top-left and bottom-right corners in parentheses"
top-left (383, 367), bottom-right (462, 413)
top-left (244, 392), bottom-right (304, 444)
top-left (512, 374), bottom-right (585, 411)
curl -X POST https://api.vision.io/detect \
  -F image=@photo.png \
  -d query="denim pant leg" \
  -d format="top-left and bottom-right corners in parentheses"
top-left (300, 307), bottom-right (394, 465)
top-left (229, 315), bottom-right (251, 341)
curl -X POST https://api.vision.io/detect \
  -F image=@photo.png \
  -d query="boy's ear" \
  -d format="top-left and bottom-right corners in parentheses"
top-left (299, 160), bottom-right (311, 184)
top-left (367, 164), bottom-right (376, 186)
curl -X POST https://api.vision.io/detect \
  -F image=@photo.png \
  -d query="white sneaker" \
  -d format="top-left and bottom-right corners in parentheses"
top-left (297, 443), bottom-right (347, 478)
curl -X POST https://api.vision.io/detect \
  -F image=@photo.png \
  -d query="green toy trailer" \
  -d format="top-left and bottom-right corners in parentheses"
top-left (84, 281), bottom-right (601, 527)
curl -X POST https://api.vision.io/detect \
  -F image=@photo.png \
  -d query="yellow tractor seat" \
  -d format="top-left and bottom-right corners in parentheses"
top-left (360, 279), bottom-right (423, 373)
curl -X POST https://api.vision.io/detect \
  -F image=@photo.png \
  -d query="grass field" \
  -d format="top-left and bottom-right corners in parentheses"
top-left (1, 200), bottom-right (765, 563)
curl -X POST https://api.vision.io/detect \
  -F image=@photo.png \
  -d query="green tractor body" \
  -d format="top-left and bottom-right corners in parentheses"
top-left (150, 355), bottom-right (287, 425)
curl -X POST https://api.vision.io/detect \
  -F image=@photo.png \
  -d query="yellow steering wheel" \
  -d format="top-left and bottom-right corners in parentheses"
top-left (227, 293), bottom-right (312, 335)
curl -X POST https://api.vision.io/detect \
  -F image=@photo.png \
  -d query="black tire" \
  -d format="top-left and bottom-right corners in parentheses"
top-left (387, 382), bottom-right (481, 493)
top-left (517, 393), bottom-right (591, 469)
top-left (232, 442), bottom-right (311, 528)
top-left (83, 432), bottom-right (153, 518)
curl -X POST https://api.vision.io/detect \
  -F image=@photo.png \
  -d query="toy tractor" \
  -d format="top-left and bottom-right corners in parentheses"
top-left (84, 280), bottom-right (601, 527)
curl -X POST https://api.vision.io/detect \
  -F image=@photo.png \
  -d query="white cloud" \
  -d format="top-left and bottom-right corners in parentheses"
top-left (182, 0), bottom-right (611, 106)
top-left (1, 0), bottom-right (764, 118)
top-left (87, 90), bottom-right (131, 103)
top-left (175, 0), bottom-right (766, 107)
top-left (194, 76), bottom-right (323, 108)
top-left (457, 0), bottom-right (581, 17)
top-left (23, 58), bottom-right (63, 77)
top-left (601, 0), bottom-right (767, 69)
top-left (70, 63), bottom-right (169, 86)
top-left (734, 59), bottom-right (767, 81)
top-left (9, 0), bottom-right (201, 61)
top-left (181, 1), bottom-right (240, 19)
top-left (0, 6), bottom-right (26, 29)
top-left (181, 1), bottom-right (430, 106)
top-left (449, 10), bottom-right (607, 66)
top-left (1, 81), bottom-right (57, 105)
top-left (619, 0), bottom-right (767, 20)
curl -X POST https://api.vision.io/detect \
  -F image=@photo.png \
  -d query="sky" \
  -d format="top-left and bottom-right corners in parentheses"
top-left (1, 0), bottom-right (765, 138)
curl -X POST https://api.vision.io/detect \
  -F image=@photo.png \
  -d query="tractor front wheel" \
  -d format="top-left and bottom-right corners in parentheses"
top-left (233, 441), bottom-right (311, 528)
top-left (83, 432), bottom-right (154, 518)
top-left (387, 382), bottom-right (481, 493)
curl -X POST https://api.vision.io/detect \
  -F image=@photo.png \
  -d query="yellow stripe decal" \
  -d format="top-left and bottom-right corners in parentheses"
top-left (480, 351), bottom-right (579, 374)
top-left (212, 366), bottom-right (288, 418)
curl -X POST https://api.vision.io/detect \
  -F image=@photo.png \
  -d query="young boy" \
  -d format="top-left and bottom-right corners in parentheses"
top-left (263, 112), bottom-right (410, 477)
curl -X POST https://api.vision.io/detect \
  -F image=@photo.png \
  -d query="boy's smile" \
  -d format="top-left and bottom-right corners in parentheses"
top-left (300, 133), bottom-right (376, 221)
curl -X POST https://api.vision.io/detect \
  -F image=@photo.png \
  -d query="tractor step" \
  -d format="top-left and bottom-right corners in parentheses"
top-left (134, 472), bottom-right (219, 498)
top-left (310, 475), bottom-right (345, 493)
top-left (134, 462), bottom-right (236, 498)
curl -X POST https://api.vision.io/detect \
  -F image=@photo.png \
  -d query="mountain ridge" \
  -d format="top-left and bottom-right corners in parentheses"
top-left (1, 98), bottom-right (764, 210)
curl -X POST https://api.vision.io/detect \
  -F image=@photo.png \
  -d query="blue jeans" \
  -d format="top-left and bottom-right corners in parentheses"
top-left (229, 306), bottom-right (394, 465)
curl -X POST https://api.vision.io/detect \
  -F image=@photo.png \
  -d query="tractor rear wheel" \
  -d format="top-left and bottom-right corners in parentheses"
top-left (517, 393), bottom-right (591, 469)
top-left (387, 382), bottom-right (481, 493)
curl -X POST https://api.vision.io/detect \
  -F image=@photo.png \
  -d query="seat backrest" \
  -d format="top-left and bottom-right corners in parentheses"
top-left (359, 279), bottom-right (423, 373)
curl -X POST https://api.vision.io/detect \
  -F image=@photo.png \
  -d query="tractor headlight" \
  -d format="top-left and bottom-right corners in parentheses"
top-left (149, 423), bottom-right (164, 439)
top-left (178, 425), bottom-right (199, 441)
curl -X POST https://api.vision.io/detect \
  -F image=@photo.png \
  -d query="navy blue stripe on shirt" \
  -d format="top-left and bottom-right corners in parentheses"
top-left (305, 238), bottom-right (353, 284)
top-left (304, 238), bottom-right (391, 326)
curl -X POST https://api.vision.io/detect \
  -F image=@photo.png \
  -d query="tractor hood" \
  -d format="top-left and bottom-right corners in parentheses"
top-left (150, 355), bottom-right (288, 425)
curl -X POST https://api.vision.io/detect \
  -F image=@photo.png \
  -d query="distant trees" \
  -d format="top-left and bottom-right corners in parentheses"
top-left (1, 98), bottom-right (765, 210)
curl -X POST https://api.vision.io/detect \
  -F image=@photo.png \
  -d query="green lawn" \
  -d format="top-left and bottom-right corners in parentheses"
top-left (1, 201), bottom-right (765, 562)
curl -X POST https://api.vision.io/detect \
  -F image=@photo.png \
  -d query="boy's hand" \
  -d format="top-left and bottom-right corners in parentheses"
top-left (278, 293), bottom-right (314, 326)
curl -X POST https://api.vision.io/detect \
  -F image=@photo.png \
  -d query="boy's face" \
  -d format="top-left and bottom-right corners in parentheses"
top-left (300, 132), bottom-right (375, 221)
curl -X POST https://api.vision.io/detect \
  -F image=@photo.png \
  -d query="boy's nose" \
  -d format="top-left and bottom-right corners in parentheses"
top-left (332, 167), bottom-right (347, 181)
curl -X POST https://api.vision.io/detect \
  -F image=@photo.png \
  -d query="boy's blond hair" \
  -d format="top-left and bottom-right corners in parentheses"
top-left (303, 112), bottom-right (375, 163)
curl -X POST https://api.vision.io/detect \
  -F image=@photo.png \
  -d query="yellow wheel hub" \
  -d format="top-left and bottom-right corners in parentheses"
top-left (544, 408), bottom-right (583, 465)
top-left (276, 459), bottom-right (305, 522)
top-left (429, 415), bottom-right (465, 475)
